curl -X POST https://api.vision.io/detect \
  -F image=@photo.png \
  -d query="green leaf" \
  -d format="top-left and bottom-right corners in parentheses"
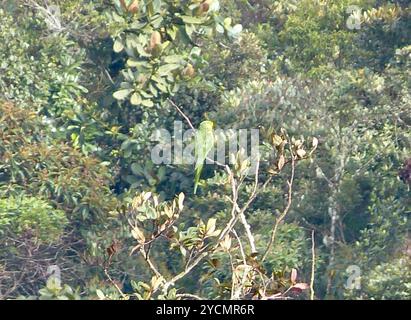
top-left (180, 15), bottom-right (206, 24)
top-left (157, 64), bottom-right (180, 76)
top-left (178, 193), bottom-right (185, 211)
top-left (224, 17), bottom-right (232, 27)
top-left (113, 89), bottom-right (133, 100)
top-left (206, 218), bottom-right (217, 234)
top-left (96, 289), bottom-right (105, 300)
top-left (154, 81), bottom-right (168, 93)
top-left (127, 58), bottom-right (142, 67)
top-left (229, 24), bottom-right (243, 37)
top-left (167, 26), bottom-right (178, 40)
top-left (113, 39), bottom-right (124, 53)
top-left (131, 163), bottom-right (143, 175)
top-left (178, 26), bottom-right (195, 45)
top-left (141, 99), bottom-right (154, 107)
top-left (164, 55), bottom-right (184, 64)
top-left (216, 24), bottom-right (224, 33)
top-left (130, 92), bottom-right (142, 105)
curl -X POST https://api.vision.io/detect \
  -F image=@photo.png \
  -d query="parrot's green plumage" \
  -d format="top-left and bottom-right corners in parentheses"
top-left (194, 120), bottom-right (215, 194)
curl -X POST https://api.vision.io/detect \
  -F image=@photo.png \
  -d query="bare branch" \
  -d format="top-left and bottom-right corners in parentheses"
top-left (140, 247), bottom-right (163, 279)
top-left (262, 142), bottom-right (296, 261)
top-left (104, 268), bottom-right (127, 300)
top-left (176, 293), bottom-right (204, 300)
top-left (310, 230), bottom-right (316, 300)
top-left (168, 98), bottom-right (195, 131)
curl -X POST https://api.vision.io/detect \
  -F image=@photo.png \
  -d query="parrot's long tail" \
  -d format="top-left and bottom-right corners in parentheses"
top-left (194, 164), bottom-right (203, 194)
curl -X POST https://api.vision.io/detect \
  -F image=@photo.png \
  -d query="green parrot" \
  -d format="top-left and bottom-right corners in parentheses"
top-left (194, 120), bottom-right (215, 194)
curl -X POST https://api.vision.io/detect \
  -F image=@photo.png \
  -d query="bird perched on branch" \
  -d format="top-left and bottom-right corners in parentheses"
top-left (194, 120), bottom-right (215, 194)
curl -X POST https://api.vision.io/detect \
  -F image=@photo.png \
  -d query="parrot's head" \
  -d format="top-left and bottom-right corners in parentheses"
top-left (199, 120), bottom-right (215, 131)
top-left (203, 113), bottom-right (217, 128)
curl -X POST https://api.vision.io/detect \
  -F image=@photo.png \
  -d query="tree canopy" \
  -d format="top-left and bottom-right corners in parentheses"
top-left (0, 0), bottom-right (410, 300)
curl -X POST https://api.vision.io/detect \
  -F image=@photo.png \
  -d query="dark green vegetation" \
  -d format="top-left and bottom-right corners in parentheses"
top-left (0, 0), bottom-right (410, 300)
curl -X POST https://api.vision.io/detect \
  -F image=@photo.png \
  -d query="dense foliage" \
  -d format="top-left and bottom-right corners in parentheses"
top-left (0, 0), bottom-right (409, 300)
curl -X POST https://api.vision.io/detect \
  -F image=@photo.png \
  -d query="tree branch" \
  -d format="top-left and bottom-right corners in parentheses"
top-left (262, 143), bottom-right (296, 262)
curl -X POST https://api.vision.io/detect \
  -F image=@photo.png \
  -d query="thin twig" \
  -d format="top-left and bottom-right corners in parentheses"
top-left (229, 228), bottom-right (251, 300)
top-left (176, 293), bottom-right (204, 300)
top-left (219, 164), bottom-right (271, 244)
top-left (140, 247), bottom-right (162, 279)
top-left (310, 230), bottom-right (316, 300)
top-left (262, 142), bottom-right (296, 261)
top-left (232, 229), bottom-right (247, 267)
top-left (104, 268), bottom-right (127, 300)
top-left (228, 248), bottom-right (236, 299)
top-left (238, 158), bottom-right (260, 255)
top-left (168, 99), bottom-right (196, 131)
top-left (161, 251), bottom-right (208, 294)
